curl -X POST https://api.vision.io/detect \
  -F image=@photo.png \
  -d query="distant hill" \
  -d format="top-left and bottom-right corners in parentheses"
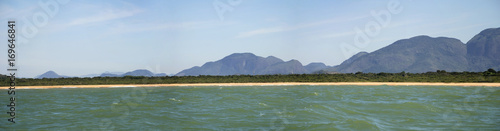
top-left (175, 53), bottom-right (329, 76)
top-left (323, 27), bottom-right (500, 73)
top-left (100, 69), bottom-right (166, 77)
top-left (36, 71), bottom-right (68, 79)
top-left (99, 72), bottom-right (120, 77)
top-left (35, 69), bottom-right (166, 78)
top-left (155, 73), bottom-right (168, 77)
top-left (304, 63), bottom-right (331, 73)
top-left (121, 69), bottom-right (155, 77)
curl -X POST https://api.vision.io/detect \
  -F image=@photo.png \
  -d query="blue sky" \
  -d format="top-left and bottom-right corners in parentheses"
top-left (1, 0), bottom-right (499, 77)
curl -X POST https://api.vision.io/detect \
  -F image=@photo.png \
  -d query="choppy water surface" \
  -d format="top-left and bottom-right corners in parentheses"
top-left (1, 85), bottom-right (499, 130)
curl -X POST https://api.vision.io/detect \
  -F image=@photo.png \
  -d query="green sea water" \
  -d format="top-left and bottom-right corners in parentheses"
top-left (1, 85), bottom-right (499, 130)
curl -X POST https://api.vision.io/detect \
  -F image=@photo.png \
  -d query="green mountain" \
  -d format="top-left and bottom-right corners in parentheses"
top-left (324, 27), bottom-right (500, 73)
top-left (99, 69), bottom-right (166, 77)
top-left (36, 71), bottom-right (69, 79)
top-left (175, 53), bottom-right (322, 76)
top-left (336, 35), bottom-right (467, 73)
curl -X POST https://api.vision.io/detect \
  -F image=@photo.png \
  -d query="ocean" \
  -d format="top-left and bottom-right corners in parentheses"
top-left (1, 85), bottom-right (499, 130)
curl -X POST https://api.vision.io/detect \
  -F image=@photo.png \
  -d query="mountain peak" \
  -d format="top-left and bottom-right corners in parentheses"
top-left (224, 53), bottom-right (257, 59)
top-left (409, 35), bottom-right (432, 39)
top-left (266, 56), bottom-right (279, 59)
top-left (403, 35), bottom-right (461, 44)
top-left (306, 62), bottom-right (326, 67)
top-left (37, 71), bottom-right (65, 79)
top-left (287, 59), bottom-right (301, 63)
top-left (132, 69), bottom-right (151, 72)
top-left (122, 69), bottom-right (154, 77)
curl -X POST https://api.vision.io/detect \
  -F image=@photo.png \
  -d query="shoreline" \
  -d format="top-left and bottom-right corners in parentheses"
top-left (1, 82), bottom-right (500, 89)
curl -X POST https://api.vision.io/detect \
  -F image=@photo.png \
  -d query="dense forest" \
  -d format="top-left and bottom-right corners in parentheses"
top-left (1, 69), bottom-right (499, 86)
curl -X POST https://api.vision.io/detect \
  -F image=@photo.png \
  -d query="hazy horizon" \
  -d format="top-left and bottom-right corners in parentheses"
top-left (1, 0), bottom-right (500, 78)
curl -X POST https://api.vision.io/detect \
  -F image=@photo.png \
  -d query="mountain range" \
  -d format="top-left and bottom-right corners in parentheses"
top-left (36, 69), bottom-right (166, 79)
top-left (175, 53), bottom-right (330, 76)
top-left (322, 27), bottom-right (500, 73)
top-left (36, 27), bottom-right (500, 78)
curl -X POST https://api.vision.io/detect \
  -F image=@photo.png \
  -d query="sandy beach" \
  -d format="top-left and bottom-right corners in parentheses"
top-left (1, 82), bottom-right (500, 89)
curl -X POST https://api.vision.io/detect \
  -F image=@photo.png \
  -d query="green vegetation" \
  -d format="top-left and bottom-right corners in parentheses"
top-left (1, 69), bottom-right (499, 86)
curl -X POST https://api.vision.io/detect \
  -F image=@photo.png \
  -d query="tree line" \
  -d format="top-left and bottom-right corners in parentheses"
top-left (1, 69), bottom-right (499, 86)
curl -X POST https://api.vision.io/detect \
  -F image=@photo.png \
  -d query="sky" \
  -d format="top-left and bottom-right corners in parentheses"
top-left (1, 0), bottom-right (499, 78)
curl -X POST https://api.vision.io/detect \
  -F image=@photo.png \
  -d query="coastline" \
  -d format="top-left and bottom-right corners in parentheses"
top-left (1, 82), bottom-right (500, 89)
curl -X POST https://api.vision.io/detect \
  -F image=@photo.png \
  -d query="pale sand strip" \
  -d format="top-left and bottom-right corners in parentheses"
top-left (1, 82), bottom-right (500, 89)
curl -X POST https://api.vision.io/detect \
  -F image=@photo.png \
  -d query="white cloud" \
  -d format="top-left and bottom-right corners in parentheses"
top-left (236, 26), bottom-right (288, 38)
top-left (319, 31), bottom-right (356, 39)
top-left (236, 15), bottom-right (369, 38)
top-left (412, 14), bottom-right (471, 31)
top-left (99, 20), bottom-right (230, 37)
top-left (313, 17), bottom-right (422, 40)
top-left (67, 8), bottom-right (142, 26)
top-left (0, 5), bottom-right (16, 18)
